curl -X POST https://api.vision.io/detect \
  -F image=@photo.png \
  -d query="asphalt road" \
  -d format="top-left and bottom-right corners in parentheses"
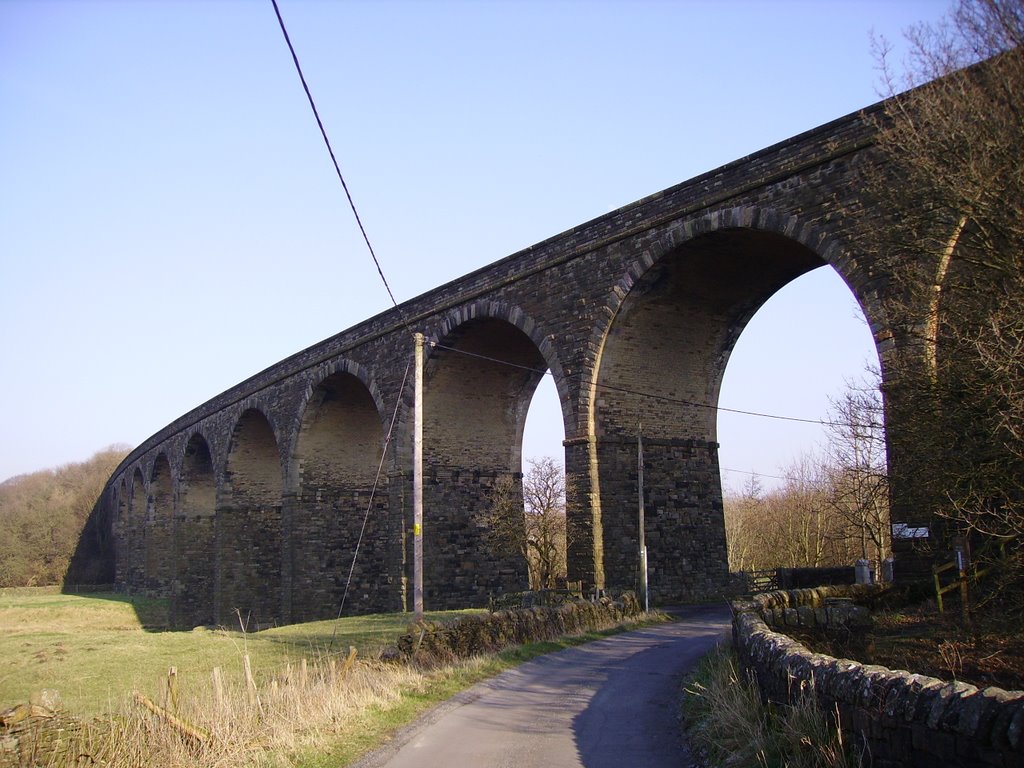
top-left (354, 605), bottom-right (731, 768)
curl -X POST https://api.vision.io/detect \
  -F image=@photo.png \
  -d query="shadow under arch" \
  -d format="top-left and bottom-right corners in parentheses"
top-left (63, 481), bottom-right (123, 591)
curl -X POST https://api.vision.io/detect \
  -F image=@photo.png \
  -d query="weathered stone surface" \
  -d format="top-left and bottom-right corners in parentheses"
top-left (27, 690), bottom-right (60, 715)
top-left (1009, 703), bottom-right (1024, 751)
top-left (990, 694), bottom-right (1024, 751)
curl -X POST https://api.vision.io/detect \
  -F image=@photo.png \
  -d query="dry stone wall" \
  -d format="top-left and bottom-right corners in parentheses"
top-left (732, 586), bottom-right (1024, 768)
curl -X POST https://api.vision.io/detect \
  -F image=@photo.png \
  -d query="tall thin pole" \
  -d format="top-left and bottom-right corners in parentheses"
top-left (638, 423), bottom-right (649, 612)
top-left (413, 332), bottom-right (424, 619)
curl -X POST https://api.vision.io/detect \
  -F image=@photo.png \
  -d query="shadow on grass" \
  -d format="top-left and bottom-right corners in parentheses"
top-left (53, 585), bottom-right (170, 631)
top-left (59, 489), bottom-right (173, 631)
top-left (254, 609), bottom-right (487, 658)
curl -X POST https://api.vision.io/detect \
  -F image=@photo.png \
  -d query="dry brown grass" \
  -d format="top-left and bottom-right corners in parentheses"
top-left (682, 642), bottom-right (864, 768)
top-left (5, 651), bottom-right (497, 767)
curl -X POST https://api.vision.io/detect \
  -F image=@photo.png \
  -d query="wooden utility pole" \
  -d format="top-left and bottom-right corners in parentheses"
top-left (638, 423), bottom-right (649, 612)
top-left (413, 332), bottom-right (424, 619)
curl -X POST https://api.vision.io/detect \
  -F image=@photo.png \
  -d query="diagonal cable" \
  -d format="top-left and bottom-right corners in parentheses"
top-left (328, 357), bottom-right (413, 649)
top-left (271, 0), bottom-right (400, 309)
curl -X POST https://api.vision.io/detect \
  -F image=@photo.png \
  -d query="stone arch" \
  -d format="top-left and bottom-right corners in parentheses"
top-left (113, 480), bottom-right (129, 587)
top-left (181, 432), bottom-right (216, 516)
top-left (128, 467), bottom-right (146, 593)
top-left (217, 408), bottom-right (283, 627)
top-left (289, 369), bottom-right (390, 620)
top-left (295, 371), bottom-right (382, 485)
top-left (607, 206), bottom-right (887, 359)
top-left (585, 206), bottom-right (878, 602)
top-left (174, 432), bottom-right (216, 627)
top-left (418, 307), bottom-right (562, 607)
top-left (146, 454), bottom-right (174, 594)
top-left (292, 360), bottom-right (387, 454)
top-left (434, 300), bottom-right (573, 434)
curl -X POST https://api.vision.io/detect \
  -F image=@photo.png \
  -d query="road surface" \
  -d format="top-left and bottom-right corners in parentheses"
top-left (354, 605), bottom-right (730, 768)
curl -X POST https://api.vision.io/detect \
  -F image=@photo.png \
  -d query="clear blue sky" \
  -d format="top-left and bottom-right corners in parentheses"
top-left (0, 0), bottom-right (949, 487)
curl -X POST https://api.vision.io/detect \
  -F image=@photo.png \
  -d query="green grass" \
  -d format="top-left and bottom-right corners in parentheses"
top-left (258, 608), bottom-right (484, 657)
top-left (0, 587), bottom-right (482, 716)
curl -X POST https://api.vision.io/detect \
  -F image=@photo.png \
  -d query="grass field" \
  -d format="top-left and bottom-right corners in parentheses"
top-left (0, 586), bottom-right (480, 717)
top-left (1, 587), bottom-right (657, 766)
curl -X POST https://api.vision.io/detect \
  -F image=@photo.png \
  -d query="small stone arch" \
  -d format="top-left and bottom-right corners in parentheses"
top-left (128, 467), bottom-right (147, 593)
top-left (411, 304), bottom-right (567, 608)
top-left (145, 453), bottom-right (174, 594)
top-left (289, 367), bottom-right (391, 620)
top-left (434, 299), bottom-right (572, 430)
top-left (216, 408), bottom-right (284, 627)
top-left (180, 432), bottom-right (217, 517)
top-left (173, 431), bottom-right (217, 627)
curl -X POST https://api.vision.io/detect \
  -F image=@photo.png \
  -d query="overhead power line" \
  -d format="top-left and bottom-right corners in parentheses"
top-left (270, 0), bottom-right (400, 310)
top-left (268, 2), bottom-right (872, 435)
top-left (271, 0), bottom-right (416, 625)
top-left (720, 467), bottom-right (790, 482)
top-left (429, 341), bottom-right (872, 430)
top-left (269, 0), bottom-right (874, 434)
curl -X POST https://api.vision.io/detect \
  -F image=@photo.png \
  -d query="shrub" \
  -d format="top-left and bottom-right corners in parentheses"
top-left (396, 593), bottom-right (641, 661)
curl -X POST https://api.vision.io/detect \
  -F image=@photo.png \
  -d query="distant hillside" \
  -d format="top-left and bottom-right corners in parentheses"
top-left (0, 447), bottom-right (130, 587)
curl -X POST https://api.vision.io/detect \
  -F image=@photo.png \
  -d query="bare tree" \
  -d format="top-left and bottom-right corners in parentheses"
top-left (475, 457), bottom-right (572, 590)
top-left (723, 376), bottom-right (892, 575)
top-left (521, 457), bottom-right (572, 589)
top-left (724, 457), bottom-right (834, 572)
top-left (724, 473), bottom-right (762, 572)
top-left (857, 0), bottom-right (1024, 553)
top-left (772, 456), bottom-right (831, 569)
top-left (823, 374), bottom-right (890, 573)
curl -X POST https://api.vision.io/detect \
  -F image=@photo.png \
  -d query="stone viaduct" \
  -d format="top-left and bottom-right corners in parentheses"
top-left (95, 100), bottom-right (925, 629)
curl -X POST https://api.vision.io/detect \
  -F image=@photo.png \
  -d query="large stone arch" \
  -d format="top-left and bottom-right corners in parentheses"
top-left (145, 454), bottom-right (174, 594)
top-left (217, 408), bottom-right (283, 627)
top-left (173, 431), bottom-right (216, 628)
top-left (582, 206), bottom-right (880, 602)
top-left (418, 305), bottom-right (564, 607)
top-left (289, 367), bottom-right (392, 620)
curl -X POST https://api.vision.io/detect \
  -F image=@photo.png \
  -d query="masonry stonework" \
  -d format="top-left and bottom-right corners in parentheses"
top-left (733, 587), bottom-right (1024, 768)
top-left (91, 100), bottom-right (942, 626)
